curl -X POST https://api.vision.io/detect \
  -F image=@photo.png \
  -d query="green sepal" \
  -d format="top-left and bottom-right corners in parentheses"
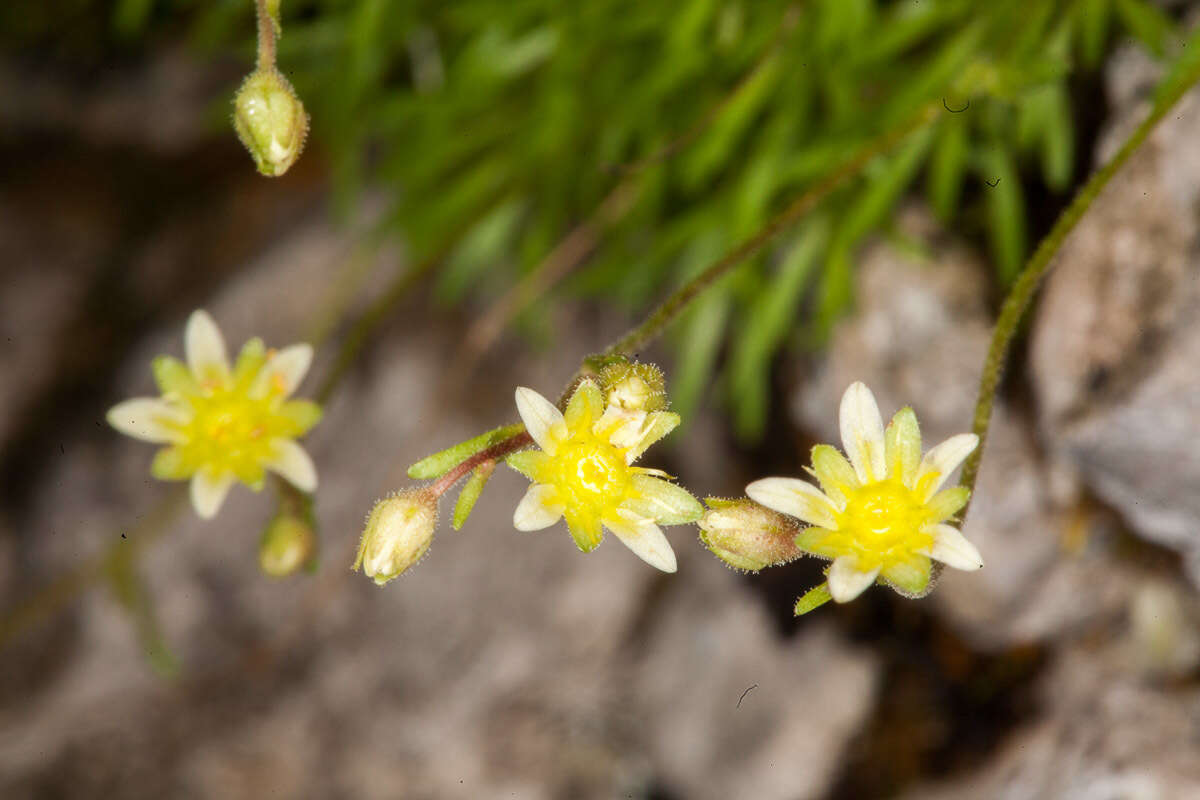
top-left (150, 447), bottom-right (192, 480)
top-left (233, 337), bottom-right (267, 388)
top-left (408, 423), bottom-right (524, 479)
top-left (152, 356), bottom-right (197, 396)
top-left (452, 462), bottom-right (495, 530)
top-left (279, 400), bottom-right (323, 436)
top-left (794, 583), bottom-right (834, 616)
top-left (504, 449), bottom-right (544, 480)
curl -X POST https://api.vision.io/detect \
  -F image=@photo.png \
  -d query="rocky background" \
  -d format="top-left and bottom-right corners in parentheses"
top-left (3, 36), bottom-right (1200, 800)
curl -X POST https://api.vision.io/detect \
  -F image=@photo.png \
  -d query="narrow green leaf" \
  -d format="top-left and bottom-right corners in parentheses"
top-left (929, 116), bottom-right (969, 220)
top-left (980, 143), bottom-right (1026, 284)
top-left (672, 290), bottom-right (730, 422)
top-left (453, 462), bottom-right (495, 530)
top-left (1077, 0), bottom-right (1111, 68)
top-left (1041, 84), bottom-right (1074, 191)
top-left (1114, 0), bottom-right (1175, 57)
top-left (729, 218), bottom-right (829, 440)
top-left (408, 423), bottom-right (524, 480)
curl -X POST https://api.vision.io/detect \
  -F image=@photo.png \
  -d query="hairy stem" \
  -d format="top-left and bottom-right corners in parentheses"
top-left (429, 431), bottom-right (532, 497)
top-left (602, 101), bottom-right (940, 359)
top-left (959, 39), bottom-right (1200, 516)
top-left (255, 0), bottom-right (276, 71)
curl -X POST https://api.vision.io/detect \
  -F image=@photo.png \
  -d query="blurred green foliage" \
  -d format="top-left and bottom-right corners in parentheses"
top-left (18, 0), bottom-right (1180, 439)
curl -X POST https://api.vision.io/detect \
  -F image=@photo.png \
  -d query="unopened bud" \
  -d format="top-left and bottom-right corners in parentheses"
top-left (598, 360), bottom-right (668, 412)
top-left (259, 513), bottom-right (317, 577)
top-left (233, 68), bottom-right (308, 177)
top-left (698, 498), bottom-right (802, 572)
top-left (354, 489), bottom-right (438, 585)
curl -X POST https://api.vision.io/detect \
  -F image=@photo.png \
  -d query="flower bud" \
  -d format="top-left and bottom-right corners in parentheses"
top-left (354, 489), bottom-right (438, 585)
top-left (259, 513), bottom-right (316, 577)
top-left (233, 68), bottom-right (308, 177)
top-left (598, 360), bottom-right (668, 412)
top-left (698, 498), bottom-right (803, 572)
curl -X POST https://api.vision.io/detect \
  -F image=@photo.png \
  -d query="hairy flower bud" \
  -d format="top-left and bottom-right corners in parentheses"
top-left (598, 360), bottom-right (668, 412)
top-left (233, 68), bottom-right (308, 177)
top-left (259, 513), bottom-right (316, 577)
top-left (354, 489), bottom-right (439, 585)
top-left (698, 498), bottom-right (802, 572)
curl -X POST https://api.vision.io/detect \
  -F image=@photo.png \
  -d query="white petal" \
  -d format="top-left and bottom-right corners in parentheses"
top-left (745, 477), bottom-right (838, 528)
top-left (928, 523), bottom-right (984, 571)
top-left (185, 310), bottom-right (231, 383)
top-left (514, 387), bottom-right (565, 454)
top-left (253, 344), bottom-right (313, 398)
top-left (513, 484), bottom-right (563, 531)
top-left (827, 557), bottom-right (880, 603)
top-left (607, 509), bottom-right (677, 573)
top-left (106, 398), bottom-right (187, 443)
top-left (915, 433), bottom-right (979, 499)
top-left (265, 439), bottom-right (318, 492)
top-left (839, 381), bottom-right (887, 483)
top-left (190, 470), bottom-right (235, 519)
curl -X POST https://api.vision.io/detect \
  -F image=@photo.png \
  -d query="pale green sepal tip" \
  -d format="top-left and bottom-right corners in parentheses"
top-left (452, 464), bottom-right (493, 530)
top-left (794, 583), bottom-right (834, 616)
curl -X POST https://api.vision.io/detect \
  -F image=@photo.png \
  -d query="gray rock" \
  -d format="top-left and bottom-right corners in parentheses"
top-left (1029, 47), bottom-right (1200, 585)
top-left (905, 627), bottom-right (1200, 800)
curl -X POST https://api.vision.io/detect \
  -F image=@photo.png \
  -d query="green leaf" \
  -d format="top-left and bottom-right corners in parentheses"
top-left (1114, 0), bottom-right (1175, 57)
top-left (408, 423), bottom-right (524, 479)
top-left (672, 290), bottom-right (730, 422)
top-left (1040, 84), bottom-right (1074, 191)
top-left (1076, 0), bottom-right (1112, 68)
top-left (841, 125), bottom-right (935, 245)
top-left (728, 218), bottom-right (829, 440)
top-left (928, 116), bottom-right (969, 221)
top-left (980, 143), bottom-right (1026, 284)
top-left (453, 462), bottom-right (495, 530)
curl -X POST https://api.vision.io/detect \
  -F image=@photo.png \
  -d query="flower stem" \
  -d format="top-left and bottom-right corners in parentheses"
top-left (602, 101), bottom-right (940, 359)
top-left (958, 37), bottom-right (1200, 516)
top-left (254, 0), bottom-right (276, 72)
top-left (429, 430), bottom-right (532, 498)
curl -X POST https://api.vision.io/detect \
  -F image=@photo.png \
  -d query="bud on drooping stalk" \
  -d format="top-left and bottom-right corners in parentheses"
top-left (698, 498), bottom-right (803, 572)
top-left (259, 512), bottom-right (317, 577)
top-left (354, 489), bottom-right (439, 585)
top-left (233, 68), bottom-right (308, 177)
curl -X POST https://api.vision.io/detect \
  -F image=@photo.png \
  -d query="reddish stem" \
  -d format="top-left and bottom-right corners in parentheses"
top-left (429, 431), bottom-right (532, 498)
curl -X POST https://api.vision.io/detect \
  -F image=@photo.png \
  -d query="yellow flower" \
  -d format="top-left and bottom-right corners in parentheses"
top-left (506, 380), bottom-right (701, 572)
top-left (107, 310), bottom-right (322, 519)
top-left (747, 381), bottom-right (982, 604)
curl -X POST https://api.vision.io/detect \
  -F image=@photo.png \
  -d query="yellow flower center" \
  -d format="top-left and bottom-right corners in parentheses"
top-left (164, 380), bottom-right (301, 485)
top-left (835, 478), bottom-right (935, 570)
top-left (549, 438), bottom-right (632, 513)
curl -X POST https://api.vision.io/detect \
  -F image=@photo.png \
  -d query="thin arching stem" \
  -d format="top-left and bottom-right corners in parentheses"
top-left (958, 38), bottom-right (1200, 518)
top-left (601, 101), bottom-right (941, 360)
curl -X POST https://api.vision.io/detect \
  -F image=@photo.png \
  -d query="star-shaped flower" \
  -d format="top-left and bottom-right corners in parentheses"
top-left (747, 381), bottom-right (983, 604)
top-left (506, 379), bottom-right (701, 572)
top-left (107, 310), bottom-right (322, 519)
